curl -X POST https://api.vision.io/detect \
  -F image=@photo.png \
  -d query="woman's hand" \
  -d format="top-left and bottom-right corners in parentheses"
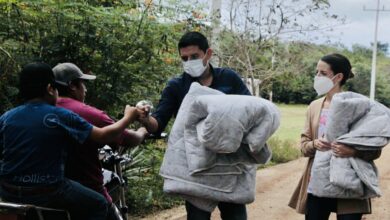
top-left (314, 138), bottom-right (332, 151)
top-left (331, 142), bottom-right (356, 158)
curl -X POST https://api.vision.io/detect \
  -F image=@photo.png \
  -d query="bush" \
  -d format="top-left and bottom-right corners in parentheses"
top-left (267, 137), bottom-right (301, 164)
top-left (125, 140), bottom-right (183, 217)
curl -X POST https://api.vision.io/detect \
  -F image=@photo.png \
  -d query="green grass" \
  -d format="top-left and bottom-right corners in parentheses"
top-left (262, 104), bottom-right (308, 166)
top-left (273, 104), bottom-right (307, 142)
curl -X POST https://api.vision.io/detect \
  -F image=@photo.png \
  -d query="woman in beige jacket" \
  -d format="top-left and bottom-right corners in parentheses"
top-left (288, 53), bottom-right (381, 220)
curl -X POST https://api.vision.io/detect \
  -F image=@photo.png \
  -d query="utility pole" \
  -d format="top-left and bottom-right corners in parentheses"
top-left (364, 0), bottom-right (390, 100)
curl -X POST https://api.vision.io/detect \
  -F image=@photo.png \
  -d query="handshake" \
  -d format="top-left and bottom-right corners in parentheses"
top-left (121, 100), bottom-right (154, 130)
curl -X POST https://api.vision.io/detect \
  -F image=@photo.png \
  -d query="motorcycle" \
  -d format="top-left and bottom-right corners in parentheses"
top-left (99, 132), bottom-right (167, 220)
top-left (98, 99), bottom-right (157, 220)
top-left (99, 145), bottom-right (131, 220)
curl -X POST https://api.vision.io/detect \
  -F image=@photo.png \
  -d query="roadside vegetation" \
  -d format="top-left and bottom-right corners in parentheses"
top-left (267, 104), bottom-right (306, 165)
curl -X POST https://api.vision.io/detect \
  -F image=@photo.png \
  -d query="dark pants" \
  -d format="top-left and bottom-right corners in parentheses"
top-left (185, 201), bottom-right (247, 220)
top-left (106, 202), bottom-right (122, 220)
top-left (305, 193), bottom-right (363, 220)
top-left (0, 178), bottom-right (108, 220)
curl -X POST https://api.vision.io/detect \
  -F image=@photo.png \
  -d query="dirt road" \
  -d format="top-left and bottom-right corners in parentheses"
top-left (140, 146), bottom-right (390, 220)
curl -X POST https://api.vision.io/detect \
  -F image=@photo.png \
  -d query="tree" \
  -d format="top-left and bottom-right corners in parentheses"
top-left (0, 0), bottom-right (188, 115)
top-left (0, 46), bottom-right (19, 113)
top-left (214, 0), bottom-right (342, 95)
top-left (373, 41), bottom-right (389, 55)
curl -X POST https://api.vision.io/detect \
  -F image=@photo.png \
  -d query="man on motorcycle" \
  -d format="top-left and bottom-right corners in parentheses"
top-left (53, 62), bottom-right (148, 219)
top-left (0, 62), bottom-right (140, 220)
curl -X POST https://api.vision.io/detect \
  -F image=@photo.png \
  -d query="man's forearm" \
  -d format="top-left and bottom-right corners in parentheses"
top-left (355, 149), bottom-right (382, 161)
top-left (142, 116), bottom-right (159, 134)
top-left (122, 127), bottom-right (148, 147)
top-left (91, 113), bottom-right (135, 143)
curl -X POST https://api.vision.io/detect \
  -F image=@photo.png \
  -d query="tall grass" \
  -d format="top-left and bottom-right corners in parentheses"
top-left (266, 104), bottom-right (308, 164)
top-left (268, 137), bottom-right (301, 165)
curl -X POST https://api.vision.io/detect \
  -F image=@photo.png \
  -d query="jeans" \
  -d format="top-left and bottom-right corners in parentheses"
top-left (185, 201), bottom-right (247, 220)
top-left (305, 193), bottom-right (363, 220)
top-left (0, 178), bottom-right (108, 220)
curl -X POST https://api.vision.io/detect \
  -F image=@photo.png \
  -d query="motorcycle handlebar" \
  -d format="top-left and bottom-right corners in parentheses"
top-left (99, 132), bottom-right (167, 162)
top-left (146, 132), bottom-right (168, 140)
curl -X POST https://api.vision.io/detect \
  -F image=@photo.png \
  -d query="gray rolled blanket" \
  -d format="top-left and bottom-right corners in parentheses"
top-left (159, 82), bottom-right (280, 211)
top-left (185, 94), bottom-right (279, 175)
top-left (327, 92), bottom-right (390, 149)
top-left (310, 92), bottom-right (390, 199)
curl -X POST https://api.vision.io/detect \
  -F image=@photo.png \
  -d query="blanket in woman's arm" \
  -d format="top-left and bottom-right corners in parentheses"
top-left (311, 92), bottom-right (390, 199)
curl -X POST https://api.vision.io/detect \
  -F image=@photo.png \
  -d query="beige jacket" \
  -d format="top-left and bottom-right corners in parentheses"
top-left (288, 97), bottom-right (380, 215)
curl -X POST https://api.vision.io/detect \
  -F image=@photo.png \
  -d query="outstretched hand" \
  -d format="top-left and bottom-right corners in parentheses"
top-left (136, 105), bottom-right (151, 125)
top-left (124, 105), bottom-right (138, 121)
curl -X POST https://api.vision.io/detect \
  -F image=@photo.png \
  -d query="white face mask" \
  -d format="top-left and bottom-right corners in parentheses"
top-left (182, 58), bottom-right (207, 78)
top-left (313, 75), bottom-right (337, 96)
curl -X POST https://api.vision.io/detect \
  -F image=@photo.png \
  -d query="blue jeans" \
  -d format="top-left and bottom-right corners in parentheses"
top-left (185, 201), bottom-right (247, 220)
top-left (0, 178), bottom-right (108, 220)
top-left (305, 193), bottom-right (363, 220)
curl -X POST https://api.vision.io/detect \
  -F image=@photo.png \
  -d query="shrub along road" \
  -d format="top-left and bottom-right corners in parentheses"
top-left (140, 146), bottom-right (390, 220)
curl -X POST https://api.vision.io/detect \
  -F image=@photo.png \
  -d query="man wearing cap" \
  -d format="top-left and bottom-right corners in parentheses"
top-left (53, 62), bottom-right (148, 220)
top-left (0, 62), bottom-right (141, 220)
